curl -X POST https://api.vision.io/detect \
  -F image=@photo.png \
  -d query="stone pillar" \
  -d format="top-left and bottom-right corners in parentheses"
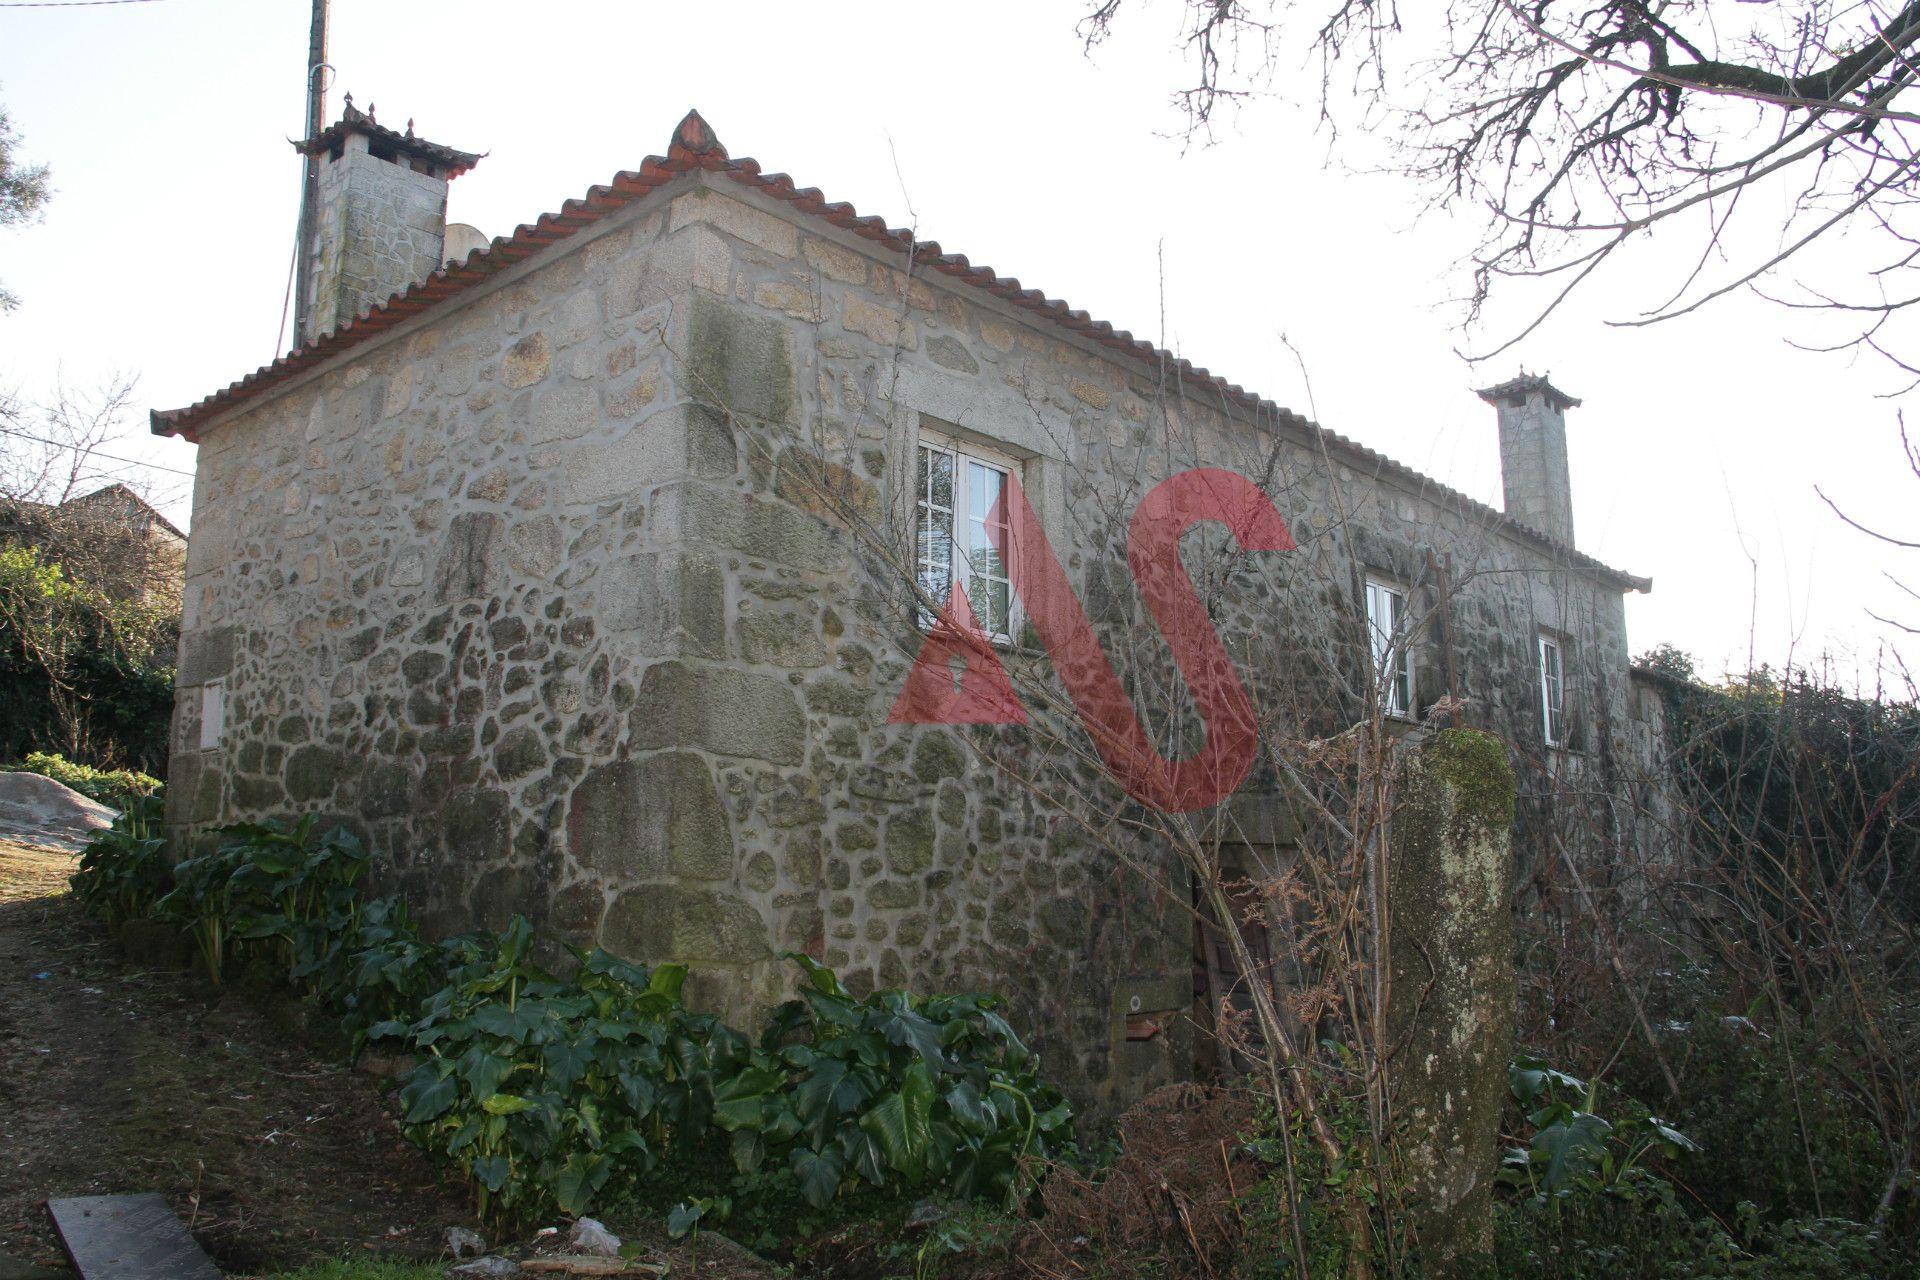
top-left (1387, 728), bottom-right (1517, 1276)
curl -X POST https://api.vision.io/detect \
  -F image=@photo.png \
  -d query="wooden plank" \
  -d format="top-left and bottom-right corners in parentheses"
top-left (47, 1194), bottom-right (223, 1280)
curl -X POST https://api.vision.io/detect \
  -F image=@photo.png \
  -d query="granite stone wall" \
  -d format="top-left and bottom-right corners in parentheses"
top-left (170, 171), bottom-right (1653, 1114)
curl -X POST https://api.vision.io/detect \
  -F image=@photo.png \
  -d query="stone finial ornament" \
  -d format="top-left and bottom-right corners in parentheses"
top-left (670, 109), bottom-right (727, 162)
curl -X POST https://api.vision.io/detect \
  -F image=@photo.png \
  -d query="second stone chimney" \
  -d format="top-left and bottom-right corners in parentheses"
top-left (293, 97), bottom-right (482, 345)
top-left (1477, 374), bottom-right (1579, 547)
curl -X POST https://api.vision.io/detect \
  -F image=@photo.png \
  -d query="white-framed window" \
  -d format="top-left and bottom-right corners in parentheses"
top-left (1538, 633), bottom-right (1565, 747)
top-left (915, 433), bottom-right (1018, 644)
top-left (198, 678), bottom-right (226, 750)
top-left (1364, 578), bottom-right (1414, 718)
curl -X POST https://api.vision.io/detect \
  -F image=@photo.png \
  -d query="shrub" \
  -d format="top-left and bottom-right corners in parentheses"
top-left (1493, 1055), bottom-right (1919, 1279)
top-left (0, 543), bottom-right (176, 773)
top-left (67, 808), bottom-right (1075, 1236)
top-left (379, 939), bottom-right (1074, 1231)
top-left (384, 919), bottom-right (703, 1226)
top-left (6, 750), bottom-right (162, 808)
top-left (69, 794), bottom-right (169, 924)
top-left (723, 954), bottom-right (1072, 1210)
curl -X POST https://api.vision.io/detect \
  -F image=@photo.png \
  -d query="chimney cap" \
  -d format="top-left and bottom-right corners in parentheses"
top-left (1475, 372), bottom-right (1581, 411)
top-left (294, 95), bottom-right (484, 179)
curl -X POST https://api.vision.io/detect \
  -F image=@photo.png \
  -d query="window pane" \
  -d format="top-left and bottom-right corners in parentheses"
top-left (981, 578), bottom-right (1011, 638)
top-left (915, 447), bottom-right (954, 623)
top-left (927, 449), bottom-right (953, 511)
top-left (964, 460), bottom-right (1011, 638)
top-left (966, 515), bottom-right (1005, 580)
top-left (967, 460), bottom-right (1002, 519)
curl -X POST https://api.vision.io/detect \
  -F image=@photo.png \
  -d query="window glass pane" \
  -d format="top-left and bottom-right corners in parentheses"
top-left (915, 446), bottom-right (954, 621)
top-left (958, 460), bottom-right (1009, 638)
top-left (916, 508), bottom-right (951, 604)
top-left (927, 449), bottom-right (953, 512)
top-left (967, 460), bottom-right (1001, 519)
top-left (981, 578), bottom-right (1011, 638)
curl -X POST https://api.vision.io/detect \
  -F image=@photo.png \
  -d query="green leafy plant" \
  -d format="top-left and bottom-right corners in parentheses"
top-left (67, 805), bottom-right (1076, 1239)
top-left (154, 816), bottom-right (370, 988)
top-left (68, 794), bottom-right (170, 924)
top-left (1498, 1056), bottom-right (1698, 1209)
top-left (154, 840), bottom-right (246, 984)
top-left (667, 1192), bottom-right (732, 1270)
top-left (6, 750), bottom-right (162, 808)
top-left (712, 953), bottom-right (1074, 1211)
top-left (382, 918), bottom-right (701, 1228)
top-left (324, 894), bottom-right (462, 1058)
top-left (220, 816), bottom-right (371, 979)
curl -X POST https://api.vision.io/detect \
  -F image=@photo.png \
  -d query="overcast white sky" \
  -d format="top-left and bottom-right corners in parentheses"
top-left (1, 0), bottom-right (1913, 684)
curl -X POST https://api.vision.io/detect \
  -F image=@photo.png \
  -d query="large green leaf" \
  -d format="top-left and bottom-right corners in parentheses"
top-left (731, 1128), bottom-right (765, 1174)
top-left (459, 1045), bottom-right (517, 1099)
top-left (617, 1070), bottom-right (659, 1118)
top-left (713, 1095), bottom-right (770, 1131)
top-left (551, 1152), bottom-right (611, 1216)
top-left (543, 1034), bottom-right (597, 1090)
top-left (838, 1126), bottom-right (889, 1187)
top-left (715, 1065), bottom-right (784, 1103)
top-left (859, 1062), bottom-right (936, 1182)
top-left (876, 1006), bottom-right (949, 1074)
top-left (667, 1201), bottom-right (707, 1239)
top-left (648, 962), bottom-right (689, 1004)
top-left (946, 1080), bottom-right (991, 1135)
top-left (1533, 1112), bottom-right (1613, 1194)
top-left (795, 1058), bottom-right (872, 1147)
top-left (470, 1154), bottom-right (511, 1192)
top-left (401, 1071), bottom-right (457, 1124)
top-left (785, 952), bottom-right (847, 998)
top-left (790, 1145), bottom-right (847, 1209)
top-left (471, 1001), bottom-right (546, 1041)
top-left (1032, 1099), bottom-right (1073, 1134)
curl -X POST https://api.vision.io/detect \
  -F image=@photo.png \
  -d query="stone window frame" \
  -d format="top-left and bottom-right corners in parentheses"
top-left (1363, 575), bottom-right (1417, 720)
top-left (912, 425), bottom-right (1027, 647)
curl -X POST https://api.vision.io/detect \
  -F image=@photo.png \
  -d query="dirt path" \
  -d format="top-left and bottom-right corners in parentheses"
top-left (0, 836), bottom-right (477, 1275)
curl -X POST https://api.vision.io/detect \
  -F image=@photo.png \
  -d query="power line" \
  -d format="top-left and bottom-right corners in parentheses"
top-left (0, 424), bottom-right (197, 478)
top-left (0, 0), bottom-right (167, 7)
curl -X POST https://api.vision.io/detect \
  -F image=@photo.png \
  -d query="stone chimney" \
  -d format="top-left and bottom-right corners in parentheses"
top-left (292, 97), bottom-right (482, 345)
top-left (1476, 374), bottom-right (1579, 546)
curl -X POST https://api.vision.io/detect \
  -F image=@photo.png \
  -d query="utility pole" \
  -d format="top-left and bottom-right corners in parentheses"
top-left (292, 0), bottom-right (330, 351)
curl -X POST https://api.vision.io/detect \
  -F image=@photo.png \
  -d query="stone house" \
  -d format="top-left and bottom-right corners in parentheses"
top-left (153, 109), bottom-right (1655, 1113)
top-left (0, 482), bottom-right (188, 609)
